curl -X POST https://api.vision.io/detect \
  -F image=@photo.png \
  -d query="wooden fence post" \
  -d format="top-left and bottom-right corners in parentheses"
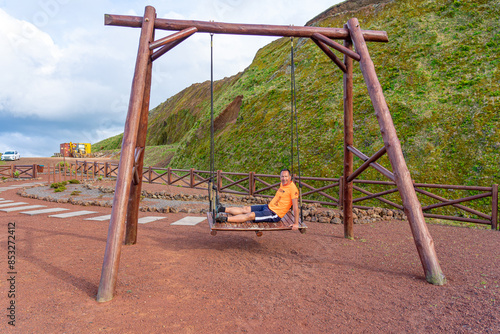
top-left (105, 162), bottom-right (109, 177)
top-left (492, 184), bottom-right (498, 230)
top-left (190, 168), bottom-right (195, 188)
top-left (149, 166), bottom-right (152, 184)
top-left (249, 172), bottom-right (255, 196)
top-left (167, 167), bottom-right (172, 185)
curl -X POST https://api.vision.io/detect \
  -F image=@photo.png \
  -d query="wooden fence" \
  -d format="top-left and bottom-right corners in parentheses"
top-left (0, 164), bottom-right (38, 179)
top-left (45, 160), bottom-right (497, 230)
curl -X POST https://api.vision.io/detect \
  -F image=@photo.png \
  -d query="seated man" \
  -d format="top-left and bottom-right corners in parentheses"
top-left (216, 168), bottom-right (300, 230)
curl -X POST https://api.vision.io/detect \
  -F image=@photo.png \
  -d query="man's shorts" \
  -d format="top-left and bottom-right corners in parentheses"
top-left (250, 204), bottom-right (281, 223)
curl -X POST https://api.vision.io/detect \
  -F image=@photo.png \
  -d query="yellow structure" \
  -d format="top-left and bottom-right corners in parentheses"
top-left (69, 142), bottom-right (92, 158)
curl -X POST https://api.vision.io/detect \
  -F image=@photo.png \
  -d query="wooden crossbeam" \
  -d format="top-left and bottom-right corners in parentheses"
top-left (105, 15), bottom-right (388, 42)
top-left (347, 146), bottom-right (387, 182)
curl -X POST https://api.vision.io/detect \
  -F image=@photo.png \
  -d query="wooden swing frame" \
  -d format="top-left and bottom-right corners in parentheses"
top-left (97, 6), bottom-right (446, 303)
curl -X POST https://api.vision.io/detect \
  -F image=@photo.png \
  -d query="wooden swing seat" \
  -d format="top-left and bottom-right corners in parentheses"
top-left (207, 211), bottom-right (307, 236)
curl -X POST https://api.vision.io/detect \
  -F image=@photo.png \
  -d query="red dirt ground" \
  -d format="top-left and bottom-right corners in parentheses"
top-left (1, 158), bottom-right (499, 333)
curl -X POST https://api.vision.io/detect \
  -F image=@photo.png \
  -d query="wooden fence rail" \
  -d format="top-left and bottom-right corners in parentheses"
top-left (68, 160), bottom-right (500, 230)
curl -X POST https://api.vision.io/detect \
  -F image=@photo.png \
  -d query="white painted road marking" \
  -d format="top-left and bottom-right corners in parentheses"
top-left (0, 202), bottom-right (28, 208)
top-left (171, 216), bottom-right (206, 226)
top-left (21, 208), bottom-right (70, 215)
top-left (138, 217), bottom-right (166, 224)
top-left (84, 214), bottom-right (112, 221)
top-left (49, 210), bottom-right (98, 218)
top-left (1, 205), bottom-right (46, 212)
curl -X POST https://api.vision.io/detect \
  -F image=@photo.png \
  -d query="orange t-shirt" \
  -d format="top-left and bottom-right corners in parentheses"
top-left (268, 181), bottom-right (299, 218)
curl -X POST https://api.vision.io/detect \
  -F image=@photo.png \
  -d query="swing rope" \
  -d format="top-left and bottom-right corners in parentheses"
top-left (290, 37), bottom-right (303, 222)
top-left (209, 33), bottom-right (219, 217)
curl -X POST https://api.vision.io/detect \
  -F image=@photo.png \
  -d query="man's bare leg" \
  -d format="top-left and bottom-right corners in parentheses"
top-left (225, 206), bottom-right (251, 215)
top-left (227, 212), bottom-right (256, 223)
top-left (216, 206), bottom-right (255, 223)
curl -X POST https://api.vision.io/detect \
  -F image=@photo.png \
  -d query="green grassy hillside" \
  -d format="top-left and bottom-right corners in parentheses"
top-left (95, 0), bottom-right (500, 190)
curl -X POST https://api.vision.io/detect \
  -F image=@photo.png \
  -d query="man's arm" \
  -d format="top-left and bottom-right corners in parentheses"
top-left (291, 198), bottom-right (300, 231)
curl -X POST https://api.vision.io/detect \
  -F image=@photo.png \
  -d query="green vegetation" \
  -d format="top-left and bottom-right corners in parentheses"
top-left (94, 0), bottom-right (500, 215)
top-left (51, 181), bottom-right (68, 192)
top-left (93, 133), bottom-right (124, 151)
top-left (57, 161), bottom-right (70, 170)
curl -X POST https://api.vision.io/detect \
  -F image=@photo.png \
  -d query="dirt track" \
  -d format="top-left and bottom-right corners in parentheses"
top-left (0, 173), bottom-right (499, 333)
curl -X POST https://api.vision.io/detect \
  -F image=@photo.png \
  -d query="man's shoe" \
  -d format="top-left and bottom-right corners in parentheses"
top-left (215, 213), bottom-right (227, 223)
top-left (216, 204), bottom-right (226, 213)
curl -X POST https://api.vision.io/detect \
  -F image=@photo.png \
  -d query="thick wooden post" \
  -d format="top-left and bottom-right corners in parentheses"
top-left (125, 35), bottom-right (154, 246)
top-left (492, 184), bottom-right (498, 230)
top-left (347, 18), bottom-right (446, 285)
top-left (343, 30), bottom-right (354, 239)
top-left (97, 6), bottom-right (156, 303)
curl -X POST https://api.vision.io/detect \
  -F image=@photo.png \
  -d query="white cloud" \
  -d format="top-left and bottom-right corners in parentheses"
top-left (0, 0), bottom-right (339, 157)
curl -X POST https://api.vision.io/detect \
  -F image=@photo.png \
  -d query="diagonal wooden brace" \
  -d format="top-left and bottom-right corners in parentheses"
top-left (131, 147), bottom-right (144, 185)
top-left (347, 146), bottom-right (388, 182)
top-left (149, 27), bottom-right (197, 50)
top-left (347, 146), bottom-right (394, 181)
top-left (312, 33), bottom-right (361, 61)
top-left (311, 37), bottom-right (346, 73)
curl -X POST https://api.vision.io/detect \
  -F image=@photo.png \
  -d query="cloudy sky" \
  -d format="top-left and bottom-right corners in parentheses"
top-left (0, 0), bottom-right (339, 157)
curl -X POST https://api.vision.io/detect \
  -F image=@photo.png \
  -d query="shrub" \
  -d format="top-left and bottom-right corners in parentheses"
top-left (54, 186), bottom-right (66, 193)
top-left (50, 181), bottom-right (68, 188)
